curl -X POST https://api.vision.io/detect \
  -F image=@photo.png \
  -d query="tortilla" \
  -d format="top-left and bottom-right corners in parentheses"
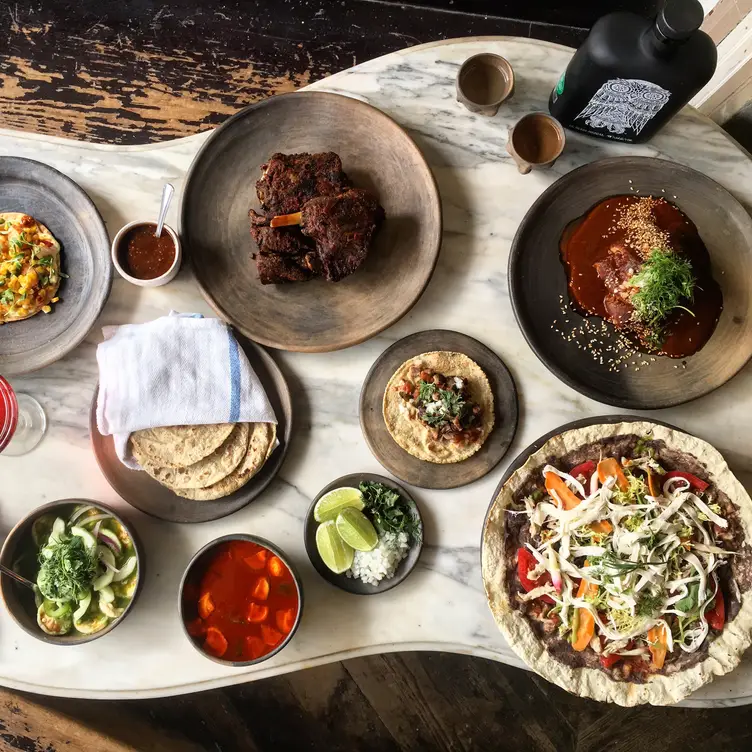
top-left (134, 423), bottom-right (251, 490)
top-left (174, 423), bottom-right (277, 501)
top-left (481, 421), bottom-right (752, 706)
top-left (0, 212), bottom-right (62, 323)
top-left (382, 351), bottom-right (495, 464)
top-left (129, 423), bottom-right (235, 468)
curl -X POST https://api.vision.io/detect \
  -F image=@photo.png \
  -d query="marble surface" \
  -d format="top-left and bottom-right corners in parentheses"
top-left (1, 37), bottom-right (752, 706)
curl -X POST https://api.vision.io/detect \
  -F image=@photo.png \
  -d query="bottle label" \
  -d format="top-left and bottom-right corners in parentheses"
top-left (574, 78), bottom-right (671, 139)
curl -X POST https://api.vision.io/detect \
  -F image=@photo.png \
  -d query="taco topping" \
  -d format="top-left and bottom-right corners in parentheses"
top-left (509, 444), bottom-right (736, 679)
top-left (396, 366), bottom-right (482, 445)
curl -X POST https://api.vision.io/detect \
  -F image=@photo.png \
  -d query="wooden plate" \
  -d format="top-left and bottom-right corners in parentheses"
top-left (304, 473), bottom-right (423, 595)
top-left (360, 330), bottom-right (518, 489)
top-left (180, 91), bottom-right (442, 352)
top-left (481, 414), bottom-right (682, 537)
top-left (0, 157), bottom-right (112, 375)
top-left (89, 338), bottom-right (292, 523)
top-left (509, 156), bottom-right (752, 409)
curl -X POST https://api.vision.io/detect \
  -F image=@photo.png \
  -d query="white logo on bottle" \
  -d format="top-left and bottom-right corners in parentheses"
top-left (575, 78), bottom-right (671, 136)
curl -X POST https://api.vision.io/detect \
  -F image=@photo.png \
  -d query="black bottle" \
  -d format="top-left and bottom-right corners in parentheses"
top-left (549, 0), bottom-right (717, 143)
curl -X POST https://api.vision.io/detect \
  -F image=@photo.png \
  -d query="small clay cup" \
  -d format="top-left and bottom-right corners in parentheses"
top-left (456, 53), bottom-right (515, 116)
top-left (506, 113), bottom-right (566, 174)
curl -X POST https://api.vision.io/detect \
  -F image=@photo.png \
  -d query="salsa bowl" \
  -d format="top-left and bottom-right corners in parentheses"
top-left (0, 499), bottom-right (143, 645)
top-left (179, 534), bottom-right (303, 666)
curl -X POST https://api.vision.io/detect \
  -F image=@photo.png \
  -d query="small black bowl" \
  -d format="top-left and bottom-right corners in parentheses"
top-left (179, 534), bottom-right (304, 667)
top-left (0, 499), bottom-right (144, 645)
top-left (304, 473), bottom-right (423, 595)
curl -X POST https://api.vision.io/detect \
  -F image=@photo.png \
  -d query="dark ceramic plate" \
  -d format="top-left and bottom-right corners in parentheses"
top-left (304, 473), bottom-right (423, 595)
top-left (89, 338), bottom-right (292, 524)
top-left (0, 499), bottom-right (143, 645)
top-left (509, 156), bottom-right (752, 409)
top-left (481, 414), bottom-right (682, 538)
top-left (0, 157), bottom-right (112, 376)
top-left (180, 91), bottom-right (442, 352)
top-left (360, 330), bottom-right (518, 489)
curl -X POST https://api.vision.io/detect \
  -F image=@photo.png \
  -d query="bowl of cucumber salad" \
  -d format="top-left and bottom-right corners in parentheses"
top-left (0, 499), bottom-right (142, 644)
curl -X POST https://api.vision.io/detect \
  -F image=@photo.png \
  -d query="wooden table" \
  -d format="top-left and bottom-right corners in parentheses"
top-left (1, 3), bottom-right (751, 751)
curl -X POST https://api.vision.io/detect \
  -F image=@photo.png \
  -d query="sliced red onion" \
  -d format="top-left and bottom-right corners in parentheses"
top-left (97, 529), bottom-right (122, 555)
top-left (69, 505), bottom-right (96, 524)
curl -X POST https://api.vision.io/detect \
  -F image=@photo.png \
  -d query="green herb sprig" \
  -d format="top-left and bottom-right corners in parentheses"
top-left (359, 481), bottom-right (422, 544)
top-left (37, 535), bottom-right (97, 602)
top-left (629, 248), bottom-right (696, 344)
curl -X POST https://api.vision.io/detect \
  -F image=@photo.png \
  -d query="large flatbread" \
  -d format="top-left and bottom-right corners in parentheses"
top-left (175, 423), bottom-right (277, 501)
top-left (382, 351), bottom-right (495, 464)
top-left (481, 421), bottom-right (752, 706)
top-left (134, 423), bottom-right (251, 490)
top-left (129, 423), bottom-right (235, 468)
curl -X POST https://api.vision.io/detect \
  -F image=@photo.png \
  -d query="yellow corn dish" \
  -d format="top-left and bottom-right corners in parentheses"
top-left (0, 212), bottom-right (62, 323)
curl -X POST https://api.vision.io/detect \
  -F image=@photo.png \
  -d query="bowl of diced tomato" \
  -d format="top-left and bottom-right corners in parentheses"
top-left (179, 534), bottom-right (303, 666)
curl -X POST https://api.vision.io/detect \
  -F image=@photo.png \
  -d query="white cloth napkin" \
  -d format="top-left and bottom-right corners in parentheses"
top-left (96, 314), bottom-right (277, 468)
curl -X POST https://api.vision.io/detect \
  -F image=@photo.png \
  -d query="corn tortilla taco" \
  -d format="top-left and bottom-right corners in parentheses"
top-left (383, 351), bottom-right (495, 464)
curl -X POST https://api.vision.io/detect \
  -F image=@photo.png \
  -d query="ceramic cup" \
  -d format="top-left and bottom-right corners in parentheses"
top-left (456, 53), bottom-right (515, 116)
top-left (111, 220), bottom-right (182, 287)
top-left (506, 112), bottom-right (566, 174)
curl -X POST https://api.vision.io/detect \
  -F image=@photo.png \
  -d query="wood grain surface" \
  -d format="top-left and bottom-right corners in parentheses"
top-left (360, 330), bottom-right (518, 489)
top-left (0, 0), bottom-right (588, 146)
top-left (181, 92), bottom-right (442, 352)
top-left (3, 653), bottom-right (752, 752)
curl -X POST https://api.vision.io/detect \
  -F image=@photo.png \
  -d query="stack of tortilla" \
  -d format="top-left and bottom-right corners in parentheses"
top-left (128, 422), bottom-right (277, 500)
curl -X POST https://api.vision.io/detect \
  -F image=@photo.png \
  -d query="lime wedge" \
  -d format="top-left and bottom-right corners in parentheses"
top-left (314, 487), bottom-right (365, 523)
top-left (316, 520), bottom-right (354, 574)
top-left (336, 508), bottom-right (379, 552)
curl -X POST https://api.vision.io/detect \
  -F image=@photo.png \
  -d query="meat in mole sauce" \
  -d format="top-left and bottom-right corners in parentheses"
top-left (560, 195), bottom-right (722, 358)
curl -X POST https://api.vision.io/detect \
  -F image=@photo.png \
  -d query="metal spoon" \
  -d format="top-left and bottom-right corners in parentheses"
top-left (154, 183), bottom-right (174, 238)
top-left (0, 562), bottom-right (36, 591)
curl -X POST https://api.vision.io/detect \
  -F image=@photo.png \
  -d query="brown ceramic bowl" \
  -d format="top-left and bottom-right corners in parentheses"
top-left (179, 534), bottom-right (304, 667)
top-left (456, 53), bottom-right (515, 116)
top-left (0, 499), bottom-right (144, 645)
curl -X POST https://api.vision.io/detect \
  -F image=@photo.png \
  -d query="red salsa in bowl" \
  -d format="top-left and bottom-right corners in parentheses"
top-left (118, 223), bottom-right (176, 280)
top-left (180, 536), bottom-right (302, 665)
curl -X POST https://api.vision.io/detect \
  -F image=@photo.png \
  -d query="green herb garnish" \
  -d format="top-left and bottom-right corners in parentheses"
top-left (359, 481), bottom-right (422, 544)
top-left (629, 248), bottom-right (696, 344)
top-left (36, 535), bottom-right (97, 602)
top-left (0, 289), bottom-right (15, 305)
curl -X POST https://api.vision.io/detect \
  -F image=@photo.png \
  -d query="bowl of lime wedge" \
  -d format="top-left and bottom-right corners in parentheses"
top-left (304, 473), bottom-right (423, 595)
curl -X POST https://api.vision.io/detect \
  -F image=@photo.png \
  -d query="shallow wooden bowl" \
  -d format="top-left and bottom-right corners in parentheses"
top-left (509, 156), bottom-right (752, 408)
top-left (180, 91), bottom-right (442, 352)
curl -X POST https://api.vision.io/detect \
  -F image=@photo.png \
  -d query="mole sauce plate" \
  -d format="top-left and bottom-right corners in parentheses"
top-left (509, 156), bottom-right (752, 409)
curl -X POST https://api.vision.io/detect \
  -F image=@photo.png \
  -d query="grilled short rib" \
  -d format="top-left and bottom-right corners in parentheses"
top-left (255, 152), bottom-right (349, 216)
top-left (299, 188), bottom-right (385, 282)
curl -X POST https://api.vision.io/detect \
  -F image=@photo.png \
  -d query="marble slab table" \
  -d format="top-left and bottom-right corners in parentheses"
top-left (2, 37), bottom-right (752, 706)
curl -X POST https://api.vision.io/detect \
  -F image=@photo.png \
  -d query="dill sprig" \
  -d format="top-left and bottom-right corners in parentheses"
top-left (629, 248), bottom-right (696, 339)
top-left (37, 535), bottom-right (97, 602)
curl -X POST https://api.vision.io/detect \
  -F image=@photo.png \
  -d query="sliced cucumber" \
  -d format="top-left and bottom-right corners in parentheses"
top-left (113, 556), bottom-right (137, 582)
top-left (51, 517), bottom-right (65, 540)
top-left (93, 569), bottom-right (114, 591)
top-left (37, 604), bottom-right (72, 636)
top-left (42, 600), bottom-right (71, 619)
top-left (73, 591), bottom-right (91, 621)
top-left (70, 525), bottom-right (97, 551)
top-left (74, 612), bottom-right (109, 635)
top-left (97, 545), bottom-right (116, 569)
top-left (98, 585), bottom-right (115, 603)
top-left (31, 515), bottom-right (56, 548)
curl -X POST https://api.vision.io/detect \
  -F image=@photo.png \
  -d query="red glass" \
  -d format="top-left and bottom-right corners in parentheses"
top-left (0, 375), bottom-right (19, 453)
